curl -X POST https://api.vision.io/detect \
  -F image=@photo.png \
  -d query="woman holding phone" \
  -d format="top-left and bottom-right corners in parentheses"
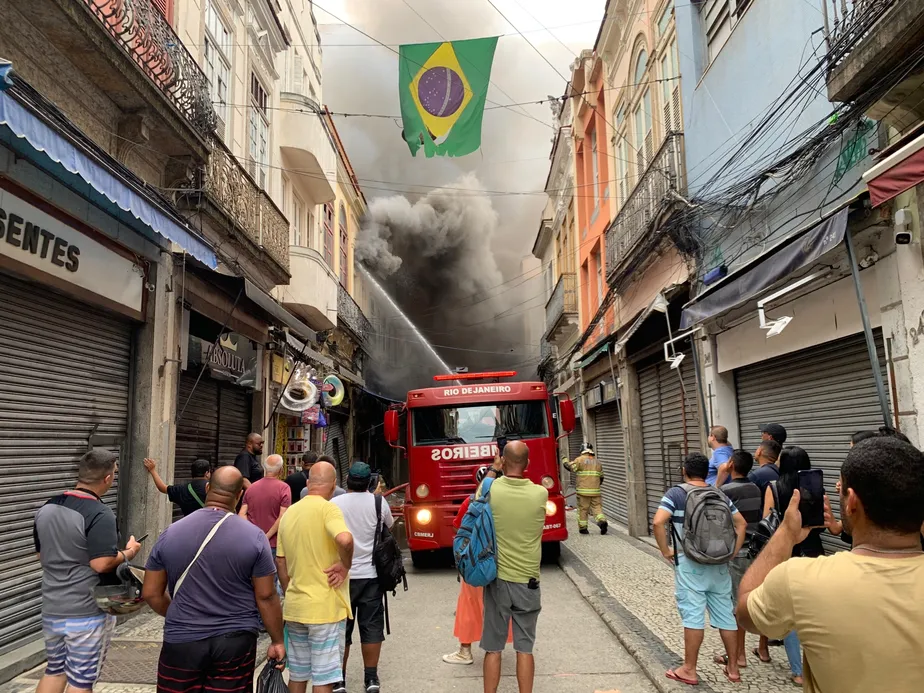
top-left (758, 446), bottom-right (824, 686)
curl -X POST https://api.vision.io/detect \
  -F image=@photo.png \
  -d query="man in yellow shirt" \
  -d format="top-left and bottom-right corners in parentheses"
top-left (738, 436), bottom-right (924, 693)
top-left (276, 461), bottom-right (354, 693)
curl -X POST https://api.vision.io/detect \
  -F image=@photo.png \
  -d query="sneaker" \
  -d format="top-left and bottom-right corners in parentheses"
top-left (333, 683), bottom-right (346, 693)
top-left (442, 649), bottom-right (474, 665)
top-left (579, 527), bottom-right (589, 534)
top-left (365, 677), bottom-right (381, 693)
top-left (599, 521), bottom-right (608, 535)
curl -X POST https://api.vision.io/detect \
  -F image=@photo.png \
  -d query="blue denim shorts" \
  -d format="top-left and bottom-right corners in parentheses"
top-left (673, 555), bottom-right (737, 631)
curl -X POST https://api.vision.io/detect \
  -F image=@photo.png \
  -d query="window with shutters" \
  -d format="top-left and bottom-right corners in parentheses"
top-left (634, 48), bottom-right (648, 85)
top-left (323, 202), bottom-right (334, 268)
top-left (293, 195), bottom-right (303, 247)
top-left (660, 40), bottom-right (681, 133)
top-left (590, 127), bottom-right (599, 207)
top-left (204, 0), bottom-right (231, 140)
top-left (634, 89), bottom-right (653, 176)
top-left (701, 0), bottom-right (754, 64)
top-left (249, 74), bottom-right (269, 190)
top-left (593, 249), bottom-right (603, 308)
top-left (338, 204), bottom-right (349, 286)
top-left (291, 51), bottom-right (305, 95)
top-left (152, 0), bottom-right (173, 23)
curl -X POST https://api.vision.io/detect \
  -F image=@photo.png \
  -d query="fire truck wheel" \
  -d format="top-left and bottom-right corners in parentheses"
top-left (541, 541), bottom-right (561, 565)
top-left (411, 550), bottom-right (435, 570)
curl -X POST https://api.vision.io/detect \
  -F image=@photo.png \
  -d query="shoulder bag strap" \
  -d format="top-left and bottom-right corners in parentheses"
top-left (373, 494), bottom-right (382, 566)
top-left (172, 512), bottom-right (232, 597)
top-left (187, 483), bottom-right (206, 508)
top-left (769, 480), bottom-right (781, 510)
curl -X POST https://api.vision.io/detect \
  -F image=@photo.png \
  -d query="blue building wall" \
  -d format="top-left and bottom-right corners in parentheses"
top-left (673, 0), bottom-right (872, 277)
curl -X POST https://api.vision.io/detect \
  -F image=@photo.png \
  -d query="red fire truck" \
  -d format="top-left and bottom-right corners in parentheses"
top-left (383, 371), bottom-right (576, 567)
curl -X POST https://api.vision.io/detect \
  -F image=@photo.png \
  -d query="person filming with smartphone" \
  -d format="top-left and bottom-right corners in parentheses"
top-left (738, 436), bottom-right (924, 693)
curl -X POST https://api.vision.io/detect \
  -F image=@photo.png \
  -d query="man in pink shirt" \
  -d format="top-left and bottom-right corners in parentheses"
top-left (240, 454), bottom-right (292, 596)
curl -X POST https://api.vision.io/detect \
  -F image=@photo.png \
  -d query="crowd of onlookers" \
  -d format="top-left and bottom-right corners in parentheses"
top-left (653, 422), bottom-right (924, 691)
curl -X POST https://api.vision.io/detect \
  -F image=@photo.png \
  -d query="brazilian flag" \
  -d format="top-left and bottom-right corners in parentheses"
top-left (399, 37), bottom-right (498, 158)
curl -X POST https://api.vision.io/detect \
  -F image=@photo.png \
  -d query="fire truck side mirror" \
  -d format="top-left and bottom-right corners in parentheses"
top-left (384, 410), bottom-right (400, 445)
top-left (558, 397), bottom-right (576, 434)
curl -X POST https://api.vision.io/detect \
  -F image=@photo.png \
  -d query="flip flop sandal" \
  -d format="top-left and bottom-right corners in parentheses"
top-left (713, 653), bottom-right (747, 668)
top-left (723, 666), bottom-right (742, 683)
top-left (752, 647), bottom-right (772, 663)
top-left (665, 669), bottom-right (699, 686)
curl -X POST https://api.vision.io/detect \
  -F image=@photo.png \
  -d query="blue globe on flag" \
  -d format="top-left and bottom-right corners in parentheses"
top-left (417, 67), bottom-right (466, 118)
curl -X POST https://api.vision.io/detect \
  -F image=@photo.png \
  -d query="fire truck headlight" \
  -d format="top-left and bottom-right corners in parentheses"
top-left (416, 484), bottom-right (430, 499)
top-left (416, 509), bottom-right (433, 525)
top-left (545, 500), bottom-right (557, 517)
top-left (540, 475), bottom-right (554, 489)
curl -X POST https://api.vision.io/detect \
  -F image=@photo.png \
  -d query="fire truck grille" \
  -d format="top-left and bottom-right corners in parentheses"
top-left (438, 459), bottom-right (489, 501)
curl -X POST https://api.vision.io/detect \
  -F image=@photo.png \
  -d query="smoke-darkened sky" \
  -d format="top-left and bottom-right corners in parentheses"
top-left (317, 0), bottom-right (604, 378)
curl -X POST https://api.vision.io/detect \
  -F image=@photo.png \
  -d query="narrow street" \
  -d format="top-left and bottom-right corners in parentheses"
top-left (0, 563), bottom-right (657, 693)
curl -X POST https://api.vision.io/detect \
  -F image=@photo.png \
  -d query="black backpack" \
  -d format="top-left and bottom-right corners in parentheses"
top-left (373, 495), bottom-right (407, 595)
top-left (748, 481), bottom-right (782, 559)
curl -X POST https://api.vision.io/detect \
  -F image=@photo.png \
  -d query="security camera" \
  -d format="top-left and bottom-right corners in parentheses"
top-left (895, 207), bottom-right (913, 245)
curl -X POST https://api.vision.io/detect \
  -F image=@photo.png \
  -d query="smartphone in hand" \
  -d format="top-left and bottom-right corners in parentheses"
top-left (797, 469), bottom-right (825, 527)
top-left (497, 436), bottom-right (508, 456)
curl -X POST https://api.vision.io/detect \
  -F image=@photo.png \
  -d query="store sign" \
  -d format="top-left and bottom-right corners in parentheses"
top-left (0, 189), bottom-right (143, 315)
top-left (188, 332), bottom-right (258, 387)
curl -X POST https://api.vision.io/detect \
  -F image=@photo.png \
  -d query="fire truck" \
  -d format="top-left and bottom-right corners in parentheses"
top-left (383, 371), bottom-right (576, 567)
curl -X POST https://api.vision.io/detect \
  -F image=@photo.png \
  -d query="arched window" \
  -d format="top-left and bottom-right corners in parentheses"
top-left (634, 48), bottom-right (648, 85)
top-left (338, 203), bottom-right (349, 286)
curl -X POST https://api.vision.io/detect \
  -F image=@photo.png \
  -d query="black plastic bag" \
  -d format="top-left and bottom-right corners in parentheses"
top-left (257, 659), bottom-right (287, 693)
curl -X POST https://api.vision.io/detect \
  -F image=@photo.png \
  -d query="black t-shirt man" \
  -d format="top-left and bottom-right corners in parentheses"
top-left (166, 478), bottom-right (209, 517)
top-left (233, 450), bottom-right (263, 483)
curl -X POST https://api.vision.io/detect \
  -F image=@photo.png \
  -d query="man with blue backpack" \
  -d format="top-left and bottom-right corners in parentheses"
top-left (453, 440), bottom-right (547, 693)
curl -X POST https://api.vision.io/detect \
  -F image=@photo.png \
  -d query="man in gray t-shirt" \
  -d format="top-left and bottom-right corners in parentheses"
top-left (33, 450), bottom-right (140, 691)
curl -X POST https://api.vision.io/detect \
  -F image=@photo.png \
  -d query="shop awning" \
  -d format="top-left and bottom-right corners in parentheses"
top-left (0, 82), bottom-right (217, 268)
top-left (338, 365), bottom-right (365, 387)
top-left (615, 292), bottom-right (670, 354)
top-left (681, 206), bottom-right (850, 329)
top-left (578, 342), bottom-right (610, 369)
top-left (863, 130), bottom-right (924, 207)
top-left (286, 332), bottom-right (333, 369)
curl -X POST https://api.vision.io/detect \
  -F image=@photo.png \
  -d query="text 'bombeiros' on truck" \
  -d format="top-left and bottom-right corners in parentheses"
top-left (383, 370), bottom-right (576, 568)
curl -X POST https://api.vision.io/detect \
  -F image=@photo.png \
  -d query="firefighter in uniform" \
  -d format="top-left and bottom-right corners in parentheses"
top-left (562, 443), bottom-right (607, 535)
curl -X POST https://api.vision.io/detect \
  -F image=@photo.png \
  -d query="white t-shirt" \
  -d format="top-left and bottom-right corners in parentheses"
top-left (331, 492), bottom-right (394, 579)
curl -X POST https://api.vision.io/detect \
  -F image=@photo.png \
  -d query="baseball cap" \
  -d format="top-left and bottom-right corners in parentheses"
top-left (760, 423), bottom-right (787, 445)
top-left (348, 461), bottom-right (371, 479)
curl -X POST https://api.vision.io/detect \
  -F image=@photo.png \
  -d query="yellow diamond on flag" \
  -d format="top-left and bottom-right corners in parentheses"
top-left (409, 42), bottom-right (474, 138)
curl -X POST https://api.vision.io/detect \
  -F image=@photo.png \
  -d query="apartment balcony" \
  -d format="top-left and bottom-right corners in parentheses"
top-left (605, 133), bottom-right (684, 290)
top-left (22, 0), bottom-right (215, 163)
top-left (279, 92), bottom-right (336, 204)
top-left (275, 246), bottom-right (338, 331)
top-left (825, 0), bottom-right (924, 127)
top-left (338, 283), bottom-right (372, 345)
top-left (198, 138), bottom-right (290, 279)
top-left (544, 273), bottom-right (578, 345)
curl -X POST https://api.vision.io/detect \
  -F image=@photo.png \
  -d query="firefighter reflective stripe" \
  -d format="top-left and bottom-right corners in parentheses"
top-left (575, 488), bottom-right (602, 495)
top-left (0, 272), bottom-right (131, 653)
top-left (576, 471), bottom-right (602, 476)
top-left (735, 330), bottom-right (887, 554)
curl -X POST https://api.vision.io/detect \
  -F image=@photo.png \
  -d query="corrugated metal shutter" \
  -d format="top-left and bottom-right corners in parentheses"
top-left (639, 350), bottom-right (701, 532)
top-left (0, 274), bottom-right (131, 654)
top-left (175, 373), bottom-right (251, 521)
top-left (594, 403), bottom-right (628, 525)
top-left (736, 331), bottom-right (888, 553)
top-left (324, 415), bottom-right (349, 484)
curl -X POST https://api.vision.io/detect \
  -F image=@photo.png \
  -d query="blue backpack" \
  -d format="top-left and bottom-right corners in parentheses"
top-left (453, 477), bottom-right (497, 587)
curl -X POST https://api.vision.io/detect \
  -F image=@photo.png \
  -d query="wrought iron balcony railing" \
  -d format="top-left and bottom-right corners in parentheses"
top-left (81, 0), bottom-right (217, 139)
top-left (202, 138), bottom-right (289, 272)
top-left (338, 283), bottom-right (372, 343)
top-left (822, 0), bottom-right (896, 69)
top-left (605, 133), bottom-right (684, 282)
top-left (545, 272), bottom-right (577, 334)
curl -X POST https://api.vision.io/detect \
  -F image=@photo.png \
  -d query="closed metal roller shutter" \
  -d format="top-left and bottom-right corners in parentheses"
top-left (0, 274), bottom-right (131, 654)
top-left (736, 331), bottom-right (887, 552)
top-left (594, 403), bottom-right (628, 525)
top-left (324, 415), bottom-right (349, 484)
top-left (175, 373), bottom-right (252, 521)
top-left (639, 350), bottom-right (701, 532)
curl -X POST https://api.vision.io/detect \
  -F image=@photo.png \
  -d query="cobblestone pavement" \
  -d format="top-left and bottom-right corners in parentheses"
top-left (562, 512), bottom-right (798, 693)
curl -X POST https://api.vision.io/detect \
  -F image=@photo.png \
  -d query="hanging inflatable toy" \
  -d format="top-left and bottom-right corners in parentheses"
top-left (324, 374), bottom-right (345, 407)
top-left (280, 364), bottom-right (319, 411)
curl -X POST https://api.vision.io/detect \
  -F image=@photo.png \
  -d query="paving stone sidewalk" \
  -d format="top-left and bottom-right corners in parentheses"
top-left (561, 512), bottom-right (798, 693)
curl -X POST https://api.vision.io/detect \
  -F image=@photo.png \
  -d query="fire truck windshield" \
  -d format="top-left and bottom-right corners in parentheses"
top-left (412, 401), bottom-right (548, 445)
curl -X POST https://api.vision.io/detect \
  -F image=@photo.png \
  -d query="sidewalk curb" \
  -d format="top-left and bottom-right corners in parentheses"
top-left (559, 544), bottom-right (718, 693)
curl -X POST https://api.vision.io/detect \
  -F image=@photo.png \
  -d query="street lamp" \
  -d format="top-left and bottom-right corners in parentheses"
top-left (756, 272), bottom-right (824, 338)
